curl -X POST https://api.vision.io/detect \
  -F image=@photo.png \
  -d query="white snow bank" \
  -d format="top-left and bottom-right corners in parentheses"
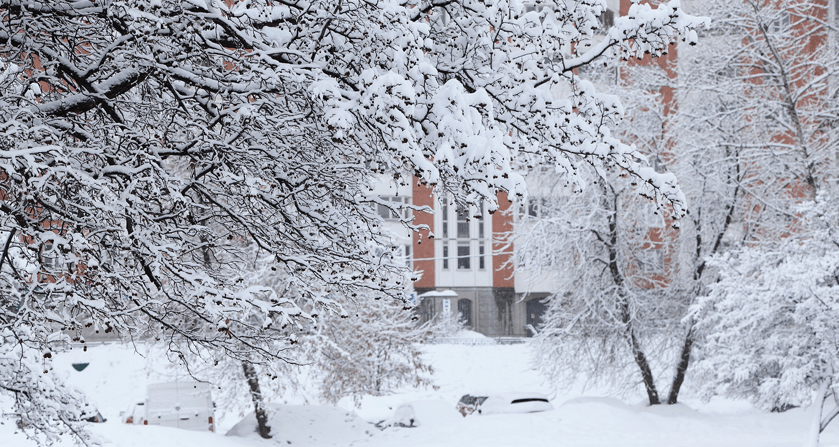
top-left (8, 343), bottom-right (839, 447)
top-left (451, 329), bottom-right (488, 339)
top-left (336, 343), bottom-right (546, 422)
top-left (2, 418), bottom-right (255, 447)
top-left (226, 403), bottom-right (370, 446)
top-left (561, 396), bottom-right (632, 409)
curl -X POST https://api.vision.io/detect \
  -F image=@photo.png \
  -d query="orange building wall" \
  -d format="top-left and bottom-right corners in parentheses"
top-left (411, 179), bottom-right (435, 288)
top-left (492, 192), bottom-right (514, 288)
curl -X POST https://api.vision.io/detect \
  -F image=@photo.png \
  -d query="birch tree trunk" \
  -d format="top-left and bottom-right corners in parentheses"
top-left (806, 379), bottom-right (830, 447)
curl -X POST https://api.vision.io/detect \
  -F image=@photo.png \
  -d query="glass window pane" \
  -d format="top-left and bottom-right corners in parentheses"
top-left (457, 244), bottom-right (470, 270)
top-left (479, 243), bottom-right (485, 270)
top-left (442, 198), bottom-right (449, 238)
top-left (457, 222), bottom-right (470, 239)
top-left (478, 203), bottom-right (484, 239)
top-left (443, 244), bottom-right (449, 270)
top-left (377, 202), bottom-right (390, 219)
top-left (457, 206), bottom-right (469, 238)
top-left (402, 197), bottom-right (411, 219)
top-left (528, 198), bottom-right (538, 217)
top-left (638, 248), bottom-right (664, 274)
top-left (377, 196), bottom-right (402, 220)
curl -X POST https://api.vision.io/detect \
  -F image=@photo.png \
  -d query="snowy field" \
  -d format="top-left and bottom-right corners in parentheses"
top-left (4, 341), bottom-right (839, 447)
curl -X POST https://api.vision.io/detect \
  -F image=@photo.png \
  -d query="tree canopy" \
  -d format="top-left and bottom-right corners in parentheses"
top-left (0, 0), bottom-right (704, 441)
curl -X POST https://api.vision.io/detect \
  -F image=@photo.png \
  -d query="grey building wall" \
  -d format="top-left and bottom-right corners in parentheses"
top-left (415, 287), bottom-right (549, 337)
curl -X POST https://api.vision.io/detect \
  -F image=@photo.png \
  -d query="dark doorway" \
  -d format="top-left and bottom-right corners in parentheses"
top-left (525, 298), bottom-right (547, 337)
top-left (418, 297), bottom-right (435, 325)
top-left (457, 299), bottom-right (473, 328)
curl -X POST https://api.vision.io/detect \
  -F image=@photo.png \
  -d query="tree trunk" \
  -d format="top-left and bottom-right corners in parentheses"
top-left (602, 184), bottom-right (660, 406)
top-left (242, 362), bottom-right (272, 439)
top-left (667, 327), bottom-right (693, 404)
top-left (627, 328), bottom-right (660, 405)
top-left (806, 379), bottom-right (830, 447)
top-left (192, 193), bottom-right (271, 438)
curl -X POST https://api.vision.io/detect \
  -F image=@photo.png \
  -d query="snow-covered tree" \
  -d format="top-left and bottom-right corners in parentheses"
top-left (522, 168), bottom-right (685, 406)
top-left (679, 1), bottom-right (839, 445)
top-left (677, 0), bottom-right (839, 217)
top-left (691, 193), bottom-right (839, 447)
top-left (0, 0), bottom-right (705, 440)
top-left (519, 53), bottom-right (710, 408)
top-left (172, 256), bottom-right (312, 440)
top-left (526, 0), bottom-right (839, 410)
top-left (181, 272), bottom-right (436, 434)
top-left (307, 294), bottom-right (436, 407)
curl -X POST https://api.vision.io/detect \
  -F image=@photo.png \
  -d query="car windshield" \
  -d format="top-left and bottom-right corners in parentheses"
top-left (458, 395), bottom-right (489, 405)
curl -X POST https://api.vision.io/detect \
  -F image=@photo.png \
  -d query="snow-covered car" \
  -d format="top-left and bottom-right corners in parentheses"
top-left (80, 408), bottom-right (106, 423)
top-left (387, 400), bottom-right (463, 428)
top-left (121, 401), bottom-right (145, 425)
top-left (143, 382), bottom-right (215, 432)
top-left (457, 393), bottom-right (553, 416)
top-left (456, 395), bottom-right (488, 416)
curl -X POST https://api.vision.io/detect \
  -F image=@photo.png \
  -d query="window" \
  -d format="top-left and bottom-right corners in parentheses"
top-left (457, 243), bottom-right (470, 270)
top-left (637, 248), bottom-right (665, 274)
top-left (439, 196), bottom-right (489, 274)
top-left (526, 298), bottom-right (547, 337)
top-left (599, 8), bottom-right (614, 29)
top-left (768, 10), bottom-right (790, 33)
top-left (373, 246), bottom-right (385, 258)
top-left (428, 5), bottom-right (449, 25)
top-left (42, 241), bottom-right (57, 268)
top-left (651, 155), bottom-right (666, 174)
top-left (526, 197), bottom-right (548, 217)
top-left (377, 196), bottom-right (410, 221)
top-left (523, 3), bottom-right (550, 14)
top-left (443, 244), bottom-right (449, 270)
top-left (528, 197), bottom-right (539, 217)
top-left (419, 298), bottom-right (435, 324)
top-left (456, 205), bottom-right (469, 238)
top-left (442, 197), bottom-right (449, 238)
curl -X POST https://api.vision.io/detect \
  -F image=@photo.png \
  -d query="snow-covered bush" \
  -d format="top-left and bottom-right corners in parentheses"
top-left (691, 194), bottom-right (839, 446)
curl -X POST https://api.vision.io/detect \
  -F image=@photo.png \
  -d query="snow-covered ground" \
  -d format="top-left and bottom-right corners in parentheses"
top-left (4, 341), bottom-right (839, 447)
